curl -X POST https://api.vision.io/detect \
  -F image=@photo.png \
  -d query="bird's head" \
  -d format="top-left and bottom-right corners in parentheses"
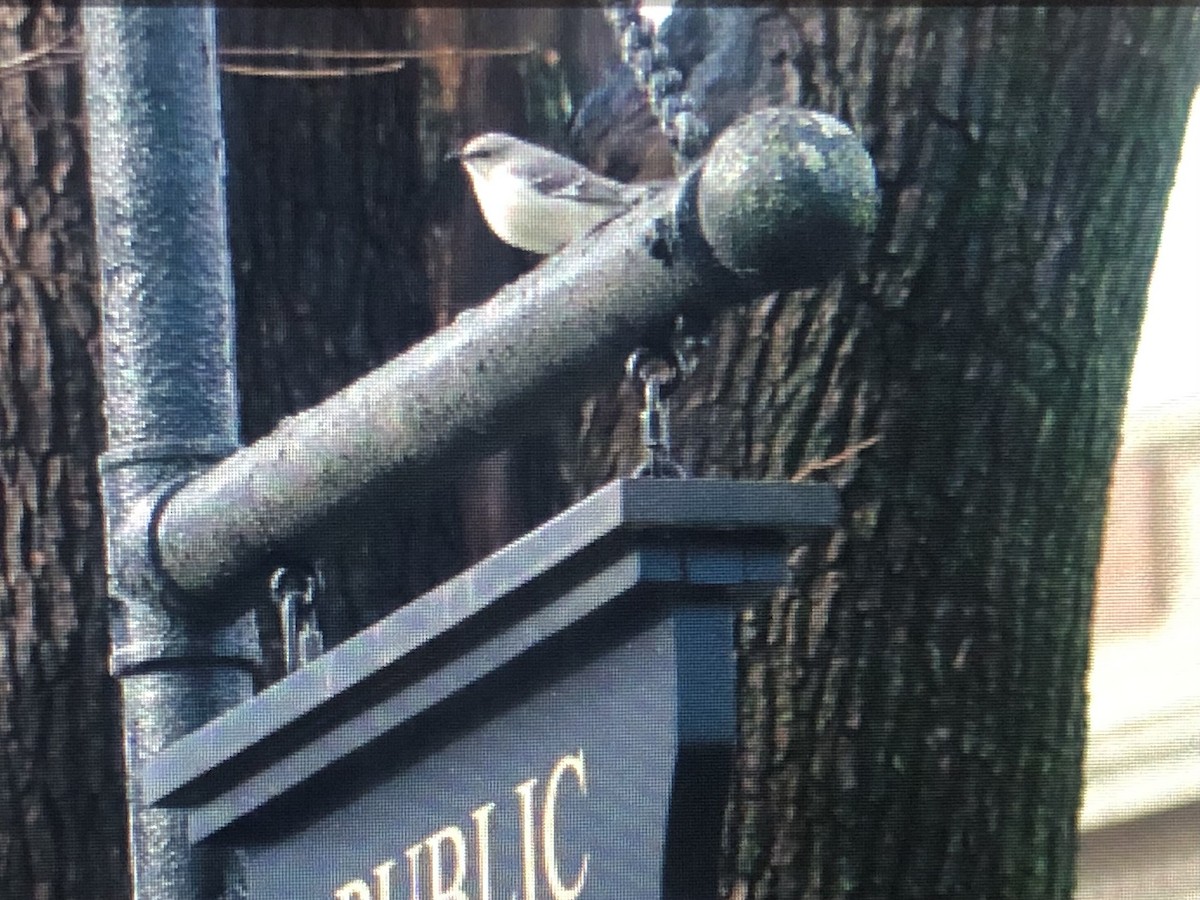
top-left (447, 132), bottom-right (524, 179)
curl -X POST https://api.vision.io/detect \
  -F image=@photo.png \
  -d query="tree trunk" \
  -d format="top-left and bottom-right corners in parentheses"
top-left (0, 4), bottom-right (129, 899)
top-left (545, 7), bottom-right (1200, 898)
top-left (643, 9), bottom-right (1198, 900)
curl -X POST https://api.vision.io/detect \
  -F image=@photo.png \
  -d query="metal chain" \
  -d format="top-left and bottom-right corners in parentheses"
top-left (626, 349), bottom-right (688, 479)
top-left (270, 566), bottom-right (324, 674)
top-left (604, 3), bottom-right (710, 167)
top-left (607, 4), bottom-right (714, 476)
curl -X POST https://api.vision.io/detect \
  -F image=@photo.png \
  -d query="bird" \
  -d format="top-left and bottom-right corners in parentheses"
top-left (448, 132), bottom-right (653, 254)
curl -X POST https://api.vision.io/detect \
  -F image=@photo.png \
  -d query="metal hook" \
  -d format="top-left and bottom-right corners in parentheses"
top-left (270, 566), bottom-right (323, 674)
top-left (626, 349), bottom-right (687, 479)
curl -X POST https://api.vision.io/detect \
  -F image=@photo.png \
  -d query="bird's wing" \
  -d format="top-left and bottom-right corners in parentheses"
top-left (513, 155), bottom-right (631, 207)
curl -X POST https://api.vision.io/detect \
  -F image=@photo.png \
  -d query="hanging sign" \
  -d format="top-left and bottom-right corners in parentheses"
top-left (145, 478), bottom-right (838, 900)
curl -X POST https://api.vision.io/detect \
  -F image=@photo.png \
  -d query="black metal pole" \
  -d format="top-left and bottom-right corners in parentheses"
top-left (82, 8), bottom-right (259, 900)
top-left (155, 107), bottom-right (879, 599)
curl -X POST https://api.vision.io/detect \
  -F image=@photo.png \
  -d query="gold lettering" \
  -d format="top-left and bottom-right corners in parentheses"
top-left (339, 751), bottom-right (593, 900)
top-left (471, 802), bottom-right (497, 900)
top-left (372, 860), bottom-right (398, 900)
top-left (514, 777), bottom-right (539, 900)
top-left (425, 825), bottom-right (469, 900)
top-left (333, 879), bottom-right (374, 900)
top-left (542, 750), bottom-right (589, 900)
top-left (404, 843), bottom-right (424, 900)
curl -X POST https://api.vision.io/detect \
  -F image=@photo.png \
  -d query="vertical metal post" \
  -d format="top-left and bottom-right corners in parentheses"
top-left (82, 8), bottom-right (260, 900)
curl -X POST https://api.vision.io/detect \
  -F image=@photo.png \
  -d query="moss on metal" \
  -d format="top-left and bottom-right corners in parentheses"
top-left (697, 107), bottom-right (879, 286)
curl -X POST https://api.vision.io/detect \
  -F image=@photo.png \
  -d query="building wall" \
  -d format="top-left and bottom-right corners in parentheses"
top-left (1080, 410), bottom-right (1200, 899)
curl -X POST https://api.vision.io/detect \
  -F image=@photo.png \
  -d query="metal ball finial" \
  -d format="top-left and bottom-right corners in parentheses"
top-left (697, 108), bottom-right (880, 287)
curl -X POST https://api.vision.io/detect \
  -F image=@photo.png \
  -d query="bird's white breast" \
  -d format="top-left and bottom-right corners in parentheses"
top-left (467, 167), bottom-right (621, 254)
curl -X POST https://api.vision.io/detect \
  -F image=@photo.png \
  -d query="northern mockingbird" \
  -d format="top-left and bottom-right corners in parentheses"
top-left (449, 132), bottom-right (653, 254)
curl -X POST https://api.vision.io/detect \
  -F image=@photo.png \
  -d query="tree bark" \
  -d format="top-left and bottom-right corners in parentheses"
top-left (657, 10), bottom-right (1199, 900)
top-left (0, 4), bottom-right (129, 899)
top-left (544, 7), bottom-right (1200, 898)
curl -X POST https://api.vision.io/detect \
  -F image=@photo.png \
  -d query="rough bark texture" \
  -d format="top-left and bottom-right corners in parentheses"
top-left (0, 4), bottom-right (129, 899)
top-left (0, 6), bottom-right (1197, 899)
top-left (631, 10), bottom-right (1200, 900)
top-left (555, 8), bottom-right (1200, 899)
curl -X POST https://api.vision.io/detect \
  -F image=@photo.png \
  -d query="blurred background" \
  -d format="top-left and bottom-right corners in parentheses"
top-left (1078, 86), bottom-right (1200, 900)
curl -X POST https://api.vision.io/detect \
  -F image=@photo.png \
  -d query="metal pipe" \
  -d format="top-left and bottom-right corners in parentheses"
top-left (82, 7), bottom-right (260, 900)
top-left (156, 107), bottom-right (879, 599)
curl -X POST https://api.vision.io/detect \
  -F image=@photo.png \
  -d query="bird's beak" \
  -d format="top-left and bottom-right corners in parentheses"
top-left (445, 147), bottom-right (463, 162)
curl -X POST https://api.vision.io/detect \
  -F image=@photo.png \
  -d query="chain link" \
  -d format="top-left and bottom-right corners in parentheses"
top-left (607, 3), bottom-right (714, 476)
top-left (605, 3), bottom-right (710, 167)
top-left (626, 349), bottom-right (688, 479)
top-left (270, 566), bottom-right (324, 674)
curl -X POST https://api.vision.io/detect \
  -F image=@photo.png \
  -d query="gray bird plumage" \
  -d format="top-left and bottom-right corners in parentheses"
top-left (451, 132), bottom-right (651, 254)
